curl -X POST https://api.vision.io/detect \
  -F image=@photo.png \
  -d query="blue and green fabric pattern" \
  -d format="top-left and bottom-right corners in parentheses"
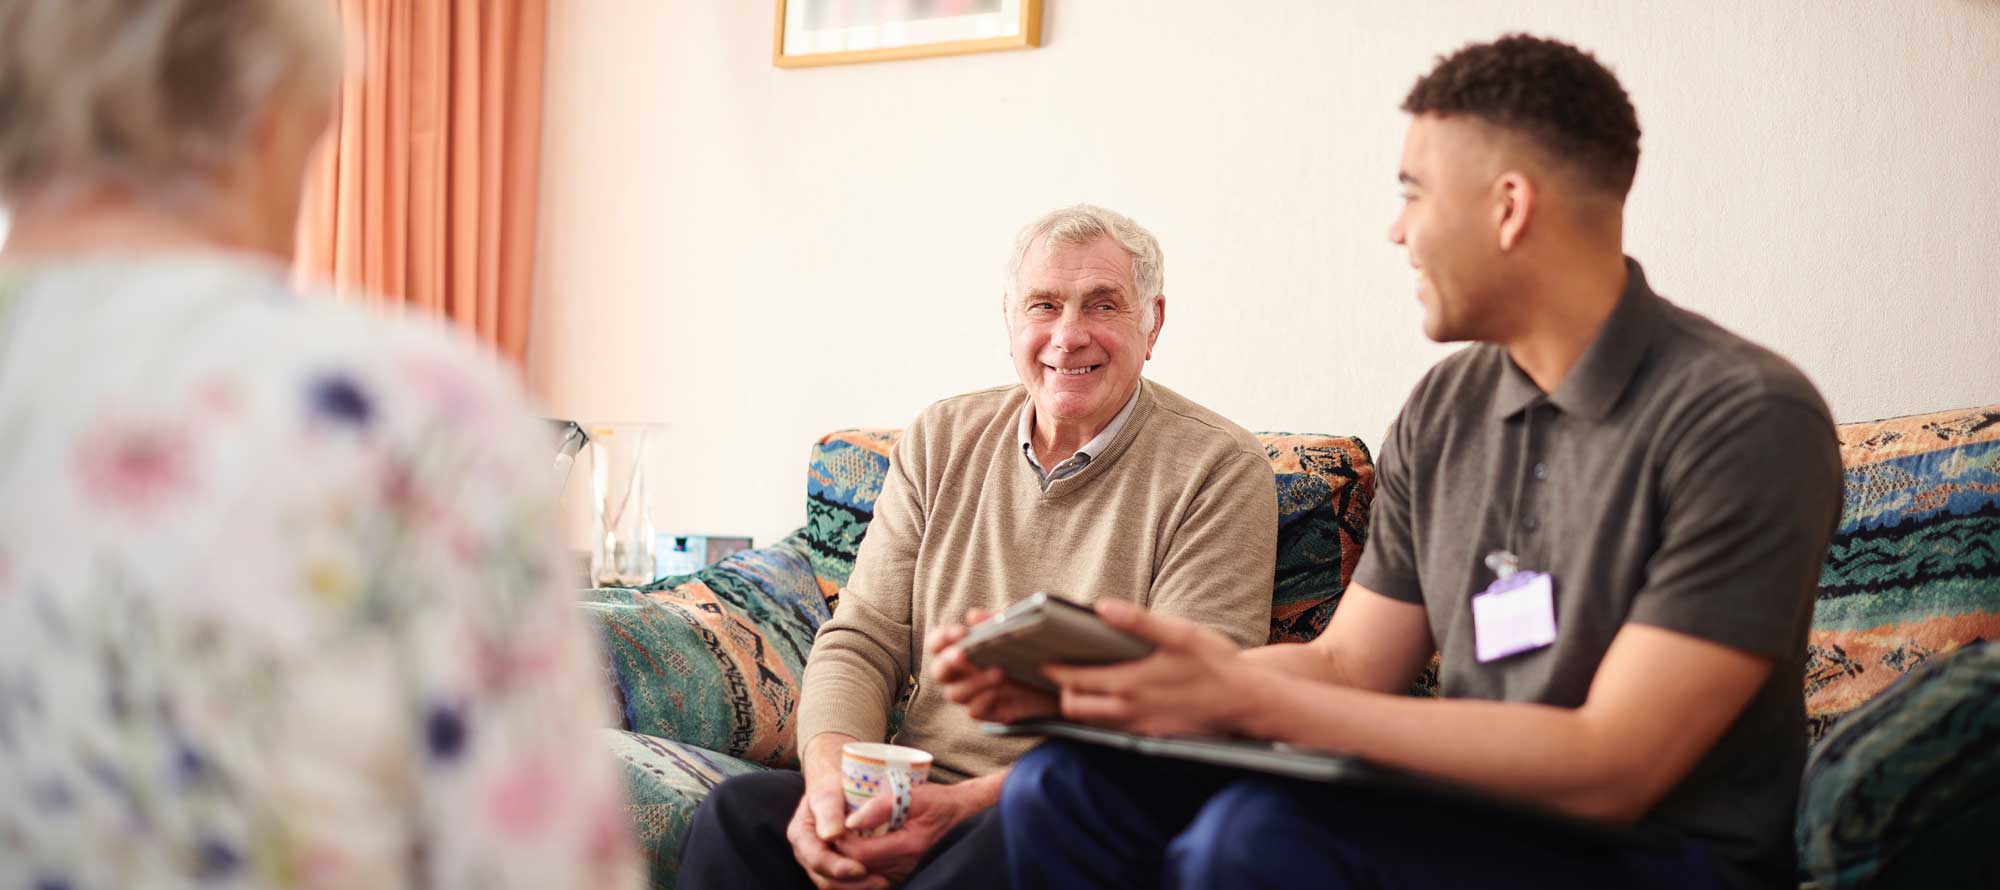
top-left (1806, 405), bottom-right (2000, 746)
top-left (1797, 640), bottom-right (2000, 889)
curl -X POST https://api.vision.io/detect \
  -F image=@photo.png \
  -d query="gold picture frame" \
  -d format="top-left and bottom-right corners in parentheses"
top-left (774, 0), bottom-right (1042, 69)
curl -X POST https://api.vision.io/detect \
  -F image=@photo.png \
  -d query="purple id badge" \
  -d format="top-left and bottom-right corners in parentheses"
top-left (1471, 571), bottom-right (1557, 663)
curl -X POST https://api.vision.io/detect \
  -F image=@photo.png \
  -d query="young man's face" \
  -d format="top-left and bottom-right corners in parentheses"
top-left (1388, 115), bottom-right (1512, 343)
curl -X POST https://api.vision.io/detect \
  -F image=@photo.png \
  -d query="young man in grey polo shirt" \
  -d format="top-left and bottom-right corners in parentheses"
top-left (934, 34), bottom-right (1843, 890)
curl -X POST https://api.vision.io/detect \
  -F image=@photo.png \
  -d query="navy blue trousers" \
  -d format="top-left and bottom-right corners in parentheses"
top-left (1000, 740), bottom-right (1735, 890)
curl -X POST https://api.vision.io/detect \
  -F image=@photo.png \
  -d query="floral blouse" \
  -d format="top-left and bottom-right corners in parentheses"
top-left (0, 254), bottom-right (640, 889)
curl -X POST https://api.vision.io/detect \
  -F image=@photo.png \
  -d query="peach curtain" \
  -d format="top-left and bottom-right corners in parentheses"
top-left (295, 0), bottom-right (548, 366)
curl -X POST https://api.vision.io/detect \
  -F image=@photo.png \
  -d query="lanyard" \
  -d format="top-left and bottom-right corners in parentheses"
top-left (1485, 401), bottom-right (1541, 581)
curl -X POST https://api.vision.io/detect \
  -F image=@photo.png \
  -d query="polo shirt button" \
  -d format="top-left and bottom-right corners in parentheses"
top-left (1524, 517), bottom-right (1540, 532)
top-left (1533, 462), bottom-right (1549, 480)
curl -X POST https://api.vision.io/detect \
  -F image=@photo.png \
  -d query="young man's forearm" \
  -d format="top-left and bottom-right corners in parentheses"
top-left (1237, 585), bottom-right (1436, 694)
top-left (1224, 628), bottom-right (1769, 825)
top-left (1239, 641), bottom-right (1346, 684)
top-left (1227, 678), bottom-right (1648, 821)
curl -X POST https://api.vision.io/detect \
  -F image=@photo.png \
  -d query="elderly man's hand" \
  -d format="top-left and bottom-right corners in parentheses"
top-left (833, 780), bottom-right (987, 884)
top-left (787, 734), bottom-right (887, 890)
top-left (929, 609), bottom-right (1061, 724)
top-left (1042, 600), bottom-right (1255, 737)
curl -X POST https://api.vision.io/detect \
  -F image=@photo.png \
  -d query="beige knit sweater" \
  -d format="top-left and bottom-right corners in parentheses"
top-left (795, 379), bottom-right (1277, 780)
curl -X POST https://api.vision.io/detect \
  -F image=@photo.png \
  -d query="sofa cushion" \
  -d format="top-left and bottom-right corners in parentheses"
top-left (1259, 433), bottom-right (1375, 643)
top-left (802, 428), bottom-right (1377, 645)
top-left (1807, 404), bottom-right (2000, 745)
top-left (606, 729), bottom-right (770, 889)
top-left (582, 534), bottom-right (828, 767)
top-left (802, 429), bottom-right (899, 603)
top-left (1796, 640), bottom-right (2000, 889)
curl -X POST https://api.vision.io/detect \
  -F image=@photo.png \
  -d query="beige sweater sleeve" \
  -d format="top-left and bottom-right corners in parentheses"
top-left (795, 414), bottom-right (928, 748)
top-left (1149, 450), bottom-right (1277, 648)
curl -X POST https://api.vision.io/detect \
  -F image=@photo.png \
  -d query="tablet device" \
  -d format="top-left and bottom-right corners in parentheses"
top-left (983, 720), bottom-right (1672, 850)
top-left (958, 593), bottom-right (1154, 691)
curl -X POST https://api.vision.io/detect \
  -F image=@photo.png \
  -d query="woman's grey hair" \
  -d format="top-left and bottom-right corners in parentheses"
top-left (0, 0), bottom-right (343, 201)
top-left (1005, 204), bottom-right (1165, 334)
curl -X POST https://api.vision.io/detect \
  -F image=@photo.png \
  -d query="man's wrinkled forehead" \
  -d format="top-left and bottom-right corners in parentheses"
top-left (1016, 236), bottom-right (1134, 293)
top-left (1021, 282), bottom-right (1129, 304)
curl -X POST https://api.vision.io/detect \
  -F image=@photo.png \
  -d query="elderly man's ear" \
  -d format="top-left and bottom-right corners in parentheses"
top-left (1145, 295), bottom-right (1166, 360)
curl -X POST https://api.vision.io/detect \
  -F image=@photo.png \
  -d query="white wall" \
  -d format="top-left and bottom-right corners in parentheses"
top-left (530, 0), bottom-right (2000, 548)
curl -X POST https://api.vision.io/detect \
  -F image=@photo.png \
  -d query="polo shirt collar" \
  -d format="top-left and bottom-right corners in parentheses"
top-left (1491, 257), bottom-right (1660, 422)
top-left (1491, 358), bottom-right (1545, 422)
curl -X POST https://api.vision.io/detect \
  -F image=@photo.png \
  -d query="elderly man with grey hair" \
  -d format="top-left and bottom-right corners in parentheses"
top-left (677, 204), bottom-right (1279, 890)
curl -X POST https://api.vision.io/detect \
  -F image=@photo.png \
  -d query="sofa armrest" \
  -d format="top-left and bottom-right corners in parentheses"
top-left (1797, 639), bottom-right (2000, 889)
top-left (579, 532), bottom-right (830, 768)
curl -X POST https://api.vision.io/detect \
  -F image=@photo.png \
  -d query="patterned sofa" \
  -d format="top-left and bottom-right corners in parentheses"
top-left (1794, 406), bottom-right (2000, 888)
top-left (583, 430), bottom-right (1377, 886)
top-left (583, 405), bottom-right (2000, 890)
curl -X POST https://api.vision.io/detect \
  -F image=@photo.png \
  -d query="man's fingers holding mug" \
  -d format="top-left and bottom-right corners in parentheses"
top-left (790, 829), bottom-right (866, 882)
top-left (844, 792), bottom-right (895, 833)
top-left (787, 801), bottom-right (871, 884)
top-left (809, 787), bottom-right (850, 841)
top-left (803, 850), bottom-right (886, 890)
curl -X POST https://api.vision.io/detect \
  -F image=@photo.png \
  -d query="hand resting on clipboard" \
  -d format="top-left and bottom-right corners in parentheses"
top-left (980, 719), bottom-right (1676, 852)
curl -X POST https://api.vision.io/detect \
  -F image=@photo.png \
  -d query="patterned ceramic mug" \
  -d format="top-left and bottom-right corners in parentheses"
top-left (840, 742), bottom-right (933, 835)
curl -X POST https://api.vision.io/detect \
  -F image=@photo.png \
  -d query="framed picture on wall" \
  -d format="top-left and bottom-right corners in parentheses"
top-left (774, 0), bottom-right (1042, 68)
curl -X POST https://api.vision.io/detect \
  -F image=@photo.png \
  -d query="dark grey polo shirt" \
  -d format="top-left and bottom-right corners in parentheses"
top-left (1352, 258), bottom-right (1843, 890)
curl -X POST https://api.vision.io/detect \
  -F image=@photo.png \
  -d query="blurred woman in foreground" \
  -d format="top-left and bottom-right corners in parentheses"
top-left (0, 1), bottom-right (639, 886)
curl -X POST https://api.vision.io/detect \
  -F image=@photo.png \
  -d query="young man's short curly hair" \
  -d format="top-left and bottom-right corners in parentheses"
top-left (1402, 34), bottom-right (1641, 199)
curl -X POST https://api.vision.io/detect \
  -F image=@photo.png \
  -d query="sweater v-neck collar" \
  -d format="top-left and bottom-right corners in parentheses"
top-left (1017, 379), bottom-right (1158, 502)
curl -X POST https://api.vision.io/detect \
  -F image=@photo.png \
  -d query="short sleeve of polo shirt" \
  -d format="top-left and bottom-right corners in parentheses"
top-left (1352, 403), bottom-right (1424, 605)
top-left (1627, 395), bottom-right (1843, 658)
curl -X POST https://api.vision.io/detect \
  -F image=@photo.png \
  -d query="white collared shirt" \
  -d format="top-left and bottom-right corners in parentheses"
top-left (1018, 383), bottom-right (1143, 491)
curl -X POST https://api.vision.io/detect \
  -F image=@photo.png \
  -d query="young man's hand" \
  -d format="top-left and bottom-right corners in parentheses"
top-left (1043, 600), bottom-right (1258, 737)
top-left (929, 608), bottom-right (1061, 724)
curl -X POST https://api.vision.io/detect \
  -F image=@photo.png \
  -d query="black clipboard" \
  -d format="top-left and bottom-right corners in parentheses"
top-left (984, 719), bottom-right (1675, 851)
